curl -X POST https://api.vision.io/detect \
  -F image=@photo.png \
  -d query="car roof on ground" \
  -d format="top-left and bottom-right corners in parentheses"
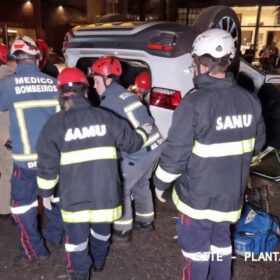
top-left (66, 21), bottom-right (197, 58)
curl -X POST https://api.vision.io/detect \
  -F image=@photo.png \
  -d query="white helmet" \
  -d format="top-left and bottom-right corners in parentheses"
top-left (191, 29), bottom-right (235, 59)
top-left (10, 36), bottom-right (40, 58)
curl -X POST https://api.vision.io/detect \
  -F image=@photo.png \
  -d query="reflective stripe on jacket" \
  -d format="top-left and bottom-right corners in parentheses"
top-left (100, 82), bottom-right (162, 150)
top-left (0, 63), bottom-right (59, 169)
top-left (154, 73), bottom-right (266, 222)
top-left (36, 96), bottom-right (145, 222)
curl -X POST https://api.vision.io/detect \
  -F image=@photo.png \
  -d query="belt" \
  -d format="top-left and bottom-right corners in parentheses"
top-left (146, 138), bottom-right (163, 152)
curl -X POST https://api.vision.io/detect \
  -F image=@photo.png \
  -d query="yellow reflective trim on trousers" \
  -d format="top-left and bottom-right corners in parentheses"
top-left (182, 250), bottom-right (210, 261)
top-left (135, 128), bottom-right (148, 142)
top-left (11, 200), bottom-right (38, 214)
top-left (60, 147), bottom-right (117, 165)
top-left (155, 165), bottom-right (181, 183)
top-left (14, 99), bottom-right (60, 155)
top-left (192, 138), bottom-right (255, 158)
top-left (210, 245), bottom-right (232, 256)
top-left (142, 132), bottom-right (161, 147)
top-left (37, 175), bottom-right (59, 190)
top-left (182, 245), bottom-right (232, 261)
top-left (124, 101), bottom-right (142, 128)
top-left (90, 229), bottom-right (111, 241)
top-left (135, 211), bottom-right (154, 217)
top-left (61, 206), bottom-right (122, 223)
top-left (12, 154), bottom-right (38, 161)
top-left (114, 219), bottom-right (133, 225)
top-left (172, 189), bottom-right (241, 223)
top-left (65, 239), bottom-right (88, 252)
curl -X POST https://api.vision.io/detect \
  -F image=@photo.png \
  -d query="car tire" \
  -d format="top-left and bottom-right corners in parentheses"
top-left (193, 5), bottom-right (241, 74)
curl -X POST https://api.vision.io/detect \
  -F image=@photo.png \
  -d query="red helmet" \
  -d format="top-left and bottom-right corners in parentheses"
top-left (0, 43), bottom-right (8, 64)
top-left (36, 39), bottom-right (49, 67)
top-left (134, 71), bottom-right (151, 91)
top-left (57, 67), bottom-right (89, 89)
top-left (91, 56), bottom-right (122, 77)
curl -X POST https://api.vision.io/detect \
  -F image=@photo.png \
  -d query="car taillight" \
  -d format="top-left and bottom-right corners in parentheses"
top-left (150, 88), bottom-right (181, 110)
top-left (147, 34), bottom-right (177, 52)
top-left (147, 42), bottom-right (174, 52)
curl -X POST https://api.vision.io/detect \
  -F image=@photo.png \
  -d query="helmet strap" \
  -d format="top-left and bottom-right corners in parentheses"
top-left (61, 91), bottom-right (76, 97)
top-left (102, 76), bottom-right (108, 89)
top-left (207, 60), bottom-right (220, 75)
top-left (102, 75), bottom-right (114, 89)
top-left (194, 56), bottom-right (202, 76)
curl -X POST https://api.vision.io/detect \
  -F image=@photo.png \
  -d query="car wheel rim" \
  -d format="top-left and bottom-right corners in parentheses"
top-left (215, 16), bottom-right (239, 50)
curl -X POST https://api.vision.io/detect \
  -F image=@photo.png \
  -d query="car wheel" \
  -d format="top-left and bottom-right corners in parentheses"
top-left (193, 6), bottom-right (241, 73)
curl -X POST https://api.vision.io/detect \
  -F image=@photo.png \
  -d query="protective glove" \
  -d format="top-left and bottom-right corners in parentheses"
top-left (141, 123), bottom-right (152, 134)
top-left (155, 188), bottom-right (166, 203)
top-left (250, 154), bottom-right (261, 166)
top-left (43, 195), bottom-right (54, 210)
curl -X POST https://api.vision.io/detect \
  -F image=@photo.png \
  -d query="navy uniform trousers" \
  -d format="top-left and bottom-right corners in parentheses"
top-left (10, 164), bottom-right (64, 260)
top-left (176, 213), bottom-right (232, 280)
top-left (64, 222), bottom-right (111, 277)
top-left (114, 146), bottom-right (161, 232)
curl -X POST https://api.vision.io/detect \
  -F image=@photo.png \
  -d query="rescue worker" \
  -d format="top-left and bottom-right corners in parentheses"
top-left (90, 56), bottom-right (162, 241)
top-left (0, 43), bottom-right (16, 218)
top-left (36, 67), bottom-right (149, 280)
top-left (0, 36), bottom-right (64, 265)
top-left (153, 29), bottom-right (266, 280)
top-left (128, 71), bottom-right (151, 102)
top-left (36, 39), bottom-right (59, 78)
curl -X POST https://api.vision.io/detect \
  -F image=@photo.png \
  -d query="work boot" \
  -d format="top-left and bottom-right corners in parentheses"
top-left (92, 263), bottom-right (105, 272)
top-left (134, 221), bottom-right (155, 232)
top-left (111, 229), bottom-right (132, 242)
top-left (13, 253), bottom-right (50, 267)
top-left (46, 239), bottom-right (64, 249)
top-left (70, 272), bottom-right (89, 280)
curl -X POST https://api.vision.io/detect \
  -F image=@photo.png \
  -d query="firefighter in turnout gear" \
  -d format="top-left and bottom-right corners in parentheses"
top-left (36, 67), bottom-right (149, 280)
top-left (153, 29), bottom-right (266, 280)
top-left (0, 36), bottom-right (64, 265)
top-left (91, 56), bottom-right (162, 241)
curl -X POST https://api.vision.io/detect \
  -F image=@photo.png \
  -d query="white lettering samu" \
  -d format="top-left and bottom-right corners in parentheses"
top-left (216, 114), bottom-right (252, 130)
top-left (65, 125), bottom-right (106, 141)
